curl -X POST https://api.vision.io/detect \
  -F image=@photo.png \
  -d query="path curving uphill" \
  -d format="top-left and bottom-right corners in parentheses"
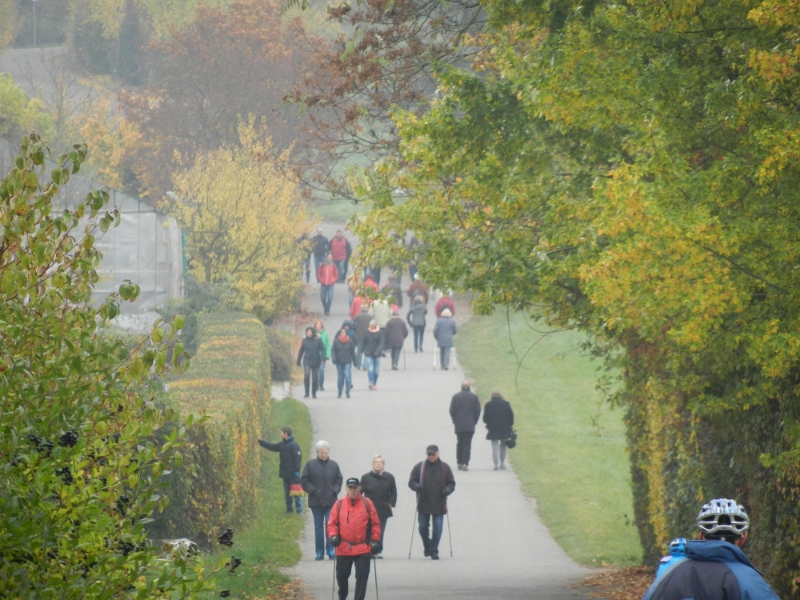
top-left (290, 225), bottom-right (589, 600)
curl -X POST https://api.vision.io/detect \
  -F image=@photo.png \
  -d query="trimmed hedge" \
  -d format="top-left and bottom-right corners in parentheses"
top-left (151, 313), bottom-right (271, 547)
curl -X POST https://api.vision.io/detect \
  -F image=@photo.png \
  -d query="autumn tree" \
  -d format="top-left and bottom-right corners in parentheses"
top-left (163, 122), bottom-right (310, 322)
top-left (349, 0), bottom-right (800, 595)
top-left (119, 0), bottom-right (316, 199)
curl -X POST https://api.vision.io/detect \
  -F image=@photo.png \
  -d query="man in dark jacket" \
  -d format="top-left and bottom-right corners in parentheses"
top-left (383, 309), bottom-right (408, 370)
top-left (297, 327), bottom-right (325, 398)
top-left (330, 328), bottom-right (356, 398)
top-left (301, 440), bottom-right (343, 560)
top-left (311, 227), bottom-right (329, 282)
top-left (381, 274), bottom-right (403, 308)
top-left (362, 321), bottom-right (385, 391)
top-left (360, 455), bottom-right (397, 557)
top-left (449, 382), bottom-right (481, 471)
top-left (408, 445), bottom-right (455, 560)
top-left (642, 498), bottom-right (779, 600)
top-left (258, 426), bottom-right (303, 514)
top-left (483, 390), bottom-right (514, 470)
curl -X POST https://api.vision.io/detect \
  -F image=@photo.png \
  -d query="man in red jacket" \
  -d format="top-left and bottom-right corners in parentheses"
top-left (329, 230), bottom-right (351, 283)
top-left (328, 478), bottom-right (382, 600)
top-left (317, 255), bottom-right (339, 316)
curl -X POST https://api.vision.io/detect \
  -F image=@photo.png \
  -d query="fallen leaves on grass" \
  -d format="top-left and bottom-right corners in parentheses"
top-left (581, 566), bottom-right (656, 600)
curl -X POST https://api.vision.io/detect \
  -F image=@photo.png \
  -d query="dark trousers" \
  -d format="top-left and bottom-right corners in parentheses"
top-left (282, 477), bottom-right (302, 513)
top-left (303, 364), bottom-right (319, 397)
top-left (456, 431), bottom-right (474, 466)
top-left (379, 516), bottom-right (388, 546)
top-left (334, 259), bottom-right (347, 282)
top-left (335, 553), bottom-right (371, 600)
top-left (413, 326), bottom-right (425, 351)
top-left (390, 346), bottom-right (402, 368)
top-left (303, 255), bottom-right (311, 282)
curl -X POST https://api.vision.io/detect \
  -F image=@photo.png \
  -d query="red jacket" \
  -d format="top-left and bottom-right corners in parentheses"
top-left (435, 297), bottom-right (455, 318)
top-left (330, 236), bottom-right (349, 261)
top-left (318, 263), bottom-right (339, 286)
top-left (327, 495), bottom-right (382, 557)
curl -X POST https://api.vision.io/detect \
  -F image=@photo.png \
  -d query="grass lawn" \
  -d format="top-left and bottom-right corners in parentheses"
top-left (202, 397), bottom-right (312, 598)
top-left (458, 310), bottom-right (643, 567)
top-left (308, 198), bottom-right (368, 224)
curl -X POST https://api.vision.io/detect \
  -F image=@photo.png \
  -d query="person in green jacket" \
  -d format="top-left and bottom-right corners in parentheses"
top-left (315, 319), bottom-right (331, 392)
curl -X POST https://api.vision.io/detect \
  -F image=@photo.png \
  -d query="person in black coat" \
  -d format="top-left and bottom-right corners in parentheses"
top-left (311, 227), bottom-right (329, 282)
top-left (258, 426), bottom-right (303, 514)
top-left (301, 440), bottom-right (344, 560)
top-left (408, 445), bottom-right (455, 560)
top-left (449, 382), bottom-right (481, 471)
top-left (330, 328), bottom-right (356, 398)
top-left (483, 390), bottom-right (514, 470)
top-left (362, 321), bottom-right (385, 390)
top-left (297, 326), bottom-right (325, 398)
top-left (360, 455), bottom-right (397, 557)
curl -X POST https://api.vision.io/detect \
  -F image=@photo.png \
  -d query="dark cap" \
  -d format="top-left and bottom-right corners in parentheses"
top-left (426, 444), bottom-right (439, 454)
top-left (346, 477), bottom-right (361, 488)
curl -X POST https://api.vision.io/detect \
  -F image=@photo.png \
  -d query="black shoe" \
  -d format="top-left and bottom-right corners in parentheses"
top-left (304, 393), bottom-right (309, 398)
top-left (319, 385), bottom-right (325, 391)
top-left (346, 394), bottom-right (350, 398)
top-left (312, 394), bottom-right (317, 399)
top-left (463, 465), bottom-right (469, 471)
top-left (285, 510), bottom-right (294, 514)
top-left (430, 552), bottom-right (439, 560)
top-left (337, 394), bottom-right (342, 398)
top-left (423, 548), bottom-right (430, 557)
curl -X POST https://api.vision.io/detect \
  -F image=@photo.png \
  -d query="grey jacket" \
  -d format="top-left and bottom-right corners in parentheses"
top-left (301, 457), bottom-right (343, 507)
top-left (407, 300), bottom-right (427, 327)
top-left (433, 316), bottom-right (457, 348)
top-left (449, 390), bottom-right (481, 433)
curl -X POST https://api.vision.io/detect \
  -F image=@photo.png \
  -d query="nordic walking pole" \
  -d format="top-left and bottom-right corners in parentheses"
top-left (373, 555), bottom-right (380, 600)
top-left (331, 555), bottom-right (336, 600)
top-left (408, 509), bottom-right (418, 559)
top-left (446, 512), bottom-right (453, 557)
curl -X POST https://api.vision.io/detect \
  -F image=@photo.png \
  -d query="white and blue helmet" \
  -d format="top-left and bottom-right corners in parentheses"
top-left (696, 498), bottom-right (749, 540)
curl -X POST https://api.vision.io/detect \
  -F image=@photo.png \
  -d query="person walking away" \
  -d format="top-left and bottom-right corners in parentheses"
top-left (362, 320), bottom-right (384, 390)
top-left (642, 498), bottom-right (779, 600)
top-left (330, 230), bottom-right (351, 283)
top-left (314, 319), bottom-right (331, 391)
top-left (331, 327), bottom-right (356, 398)
top-left (408, 445), bottom-right (455, 560)
top-left (317, 256), bottom-right (339, 316)
top-left (407, 274), bottom-right (429, 305)
top-left (407, 235), bottom-right (422, 281)
top-left (383, 308), bottom-right (408, 370)
top-left (449, 382), bottom-right (481, 471)
top-left (311, 228), bottom-right (329, 281)
top-left (382, 274), bottom-right (403, 308)
top-left (435, 294), bottom-right (455, 318)
top-left (352, 304), bottom-right (372, 370)
top-left (407, 296), bottom-right (427, 352)
top-left (360, 456), bottom-right (397, 556)
top-left (301, 441), bottom-right (343, 560)
top-left (433, 308), bottom-right (457, 369)
top-left (371, 298), bottom-right (391, 330)
top-left (297, 327), bottom-right (325, 398)
top-left (483, 390), bottom-right (514, 470)
top-left (258, 426), bottom-right (303, 513)
top-left (328, 478), bottom-right (382, 600)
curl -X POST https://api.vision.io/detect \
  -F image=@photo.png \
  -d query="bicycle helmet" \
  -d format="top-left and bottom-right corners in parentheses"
top-left (696, 498), bottom-right (749, 541)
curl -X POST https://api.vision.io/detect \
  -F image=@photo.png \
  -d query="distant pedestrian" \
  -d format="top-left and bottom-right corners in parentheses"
top-left (407, 274), bottom-right (429, 305)
top-left (407, 296), bottom-right (427, 352)
top-left (449, 382), bottom-right (481, 471)
top-left (483, 390), bottom-right (514, 470)
top-left (328, 478), bottom-right (382, 600)
top-left (371, 298), bottom-right (391, 329)
top-left (301, 441), bottom-right (343, 560)
top-left (258, 426), bottom-right (303, 514)
top-left (296, 232), bottom-right (312, 283)
top-left (331, 327), bottom-right (356, 398)
top-left (297, 326), bottom-right (325, 398)
top-left (407, 236), bottom-right (422, 281)
top-left (383, 308), bottom-right (408, 370)
top-left (382, 274), bottom-right (403, 308)
top-left (314, 319), bottom-right (331, 392)
top-left (362, 320), bottom-right (385, 391)
top-left (433, 308), bottom-right (457, 370)
top-left (311, 228), bottom-right (329, 281)
top-left (408, 445), bottom-right (455, 560)
top-left (434, 294), bottom-right (455, 318)
top-left (360, 455), bottom-right (397, 556)
top-left (317, 256), bottom-right (339, 316)
top-left (330, 230), bottom-right (352, 283)
top-left (353, 305), bottom-right (372, 370)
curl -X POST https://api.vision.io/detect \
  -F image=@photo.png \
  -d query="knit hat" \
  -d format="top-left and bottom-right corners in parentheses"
top-left (441, 308), bottom-right (452, 317)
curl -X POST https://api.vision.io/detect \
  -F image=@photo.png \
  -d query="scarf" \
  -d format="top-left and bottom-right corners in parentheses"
top-left (338, 331), bottom-right (350, 343)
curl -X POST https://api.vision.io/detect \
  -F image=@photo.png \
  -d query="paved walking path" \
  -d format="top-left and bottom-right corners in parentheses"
top-left (290, 226), bottom-right (589, 600)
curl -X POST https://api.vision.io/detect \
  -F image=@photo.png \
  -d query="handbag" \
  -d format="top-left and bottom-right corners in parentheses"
top-left (506, 428), bottom-right (517, 449)
top-left (289, 483), bottom-right (305, 497)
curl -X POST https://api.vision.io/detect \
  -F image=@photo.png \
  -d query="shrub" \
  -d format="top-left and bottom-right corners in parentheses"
top-left (265, 327), bottom-right (294, 382)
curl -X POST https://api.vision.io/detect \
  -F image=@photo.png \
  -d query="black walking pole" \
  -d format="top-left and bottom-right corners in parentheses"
top-left (331, 555), bottom-right (336, 600)
top-left (373, 555), bottom-right (380, 600)
top-left (446, 512), bottom-right (453, 557)
top-left (408, 508), bottom-right (418, 559)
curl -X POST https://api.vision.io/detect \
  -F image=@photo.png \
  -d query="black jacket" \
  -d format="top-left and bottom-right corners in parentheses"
top-left (353, 313), bottom-right (372, 343)
top-left (301, 457), bottom-right (343, 508)
top-left (408, 458), bottom-right (455, 515)
top-left (483, 397), bottom-right (514, 440)
top-left (258, 436), bottom-right (302, 479)
top-left (383, 316), bottom-right (408, 348)
top-left (362, 329), bottom-right (385, 357)
top-left (330, 336), bottom-right (356, 365)
top-left (312, 234), bottom-right (330, 257)
top-left (297, 336), bottom-right (325, 367)
top-left (449, 390), bottom-right (481, 433)
top-left (360, 470), bottom-right (398, 521)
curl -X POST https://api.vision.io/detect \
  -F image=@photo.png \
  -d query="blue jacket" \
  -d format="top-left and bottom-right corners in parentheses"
top-left (642, 538), bottom-right (780, 600)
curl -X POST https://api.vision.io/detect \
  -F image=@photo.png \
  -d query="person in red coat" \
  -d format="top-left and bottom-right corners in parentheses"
top-left (328, 478), bottom-right (382, 600)
top-left (317, 255), bottom-right (339, 316)
top-left (434, 295), bottom-right (455, 318)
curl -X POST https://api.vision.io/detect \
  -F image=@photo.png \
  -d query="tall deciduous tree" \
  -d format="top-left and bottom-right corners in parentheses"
top-left (163, 122), bottom-right (310, 322)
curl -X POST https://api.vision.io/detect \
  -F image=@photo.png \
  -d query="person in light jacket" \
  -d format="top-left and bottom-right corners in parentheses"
top-left (301, 440), bottom-right (344, 560)
top-left (432, 308), bottom-right (457, 369)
